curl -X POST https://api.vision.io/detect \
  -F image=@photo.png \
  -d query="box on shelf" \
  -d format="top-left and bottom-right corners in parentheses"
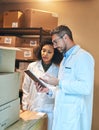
top-left (0, 36), bottom-right (22, 47)
top-left (0, 13), bottom-right (3, 27)
top-left (16, 62), bottom-right (30, 90)
top-left (24, 8), bottom-right (58, 30)
top-left (0, 72), bottom-right (20, 106)
top-left (16, 70), bottom-right (25, 90)
top-left (16, 47), bottom-right (38, 60)
top-left (21, 37), bottom-right (40, 47)
top-left (3, 11), bottom-right (24, 28)
top-left (6, 111), bottom-right (48, 130)
top-left (18, 62), bottom-right (30, 70)
top-left (0, 46), bottom-right (20, 72)
top-left (0, 98), bottom-right (20, 130)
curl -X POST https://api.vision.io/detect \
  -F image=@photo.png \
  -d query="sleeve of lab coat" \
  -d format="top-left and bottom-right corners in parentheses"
top-left (46, 84), bottom-right (57, 98)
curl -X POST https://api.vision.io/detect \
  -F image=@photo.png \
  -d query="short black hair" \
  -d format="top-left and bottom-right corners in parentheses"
top-left (36, 38), bottom-right (63, 65)
top-left (50, 25), bottom-right (73, 41)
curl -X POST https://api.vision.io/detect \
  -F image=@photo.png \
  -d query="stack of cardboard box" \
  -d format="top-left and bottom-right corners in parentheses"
top-left (0, 8), bottom-right (58, 100)
top-left (0, 9), bottom-right (53, 129)
top-left (0, 9), bottom-right (58, 61)
top-left (0, 35), bottom-right (39, 61)
top-left (0, 46), bottom-right (48, 130)
top-left (0, 35), bottom-right (39, 90)
top-left (0, 46), bottom-right (20, 130)
top-left (2, 9), bottom-right (58, 30)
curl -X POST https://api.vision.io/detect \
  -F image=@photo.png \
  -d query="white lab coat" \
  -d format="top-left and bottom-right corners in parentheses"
top-left (22, 60), bottom-right (59, 130)
top-left (52, 45), bottom-right (95, 130)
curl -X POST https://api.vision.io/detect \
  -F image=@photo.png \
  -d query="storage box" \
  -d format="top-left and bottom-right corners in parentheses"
top-left (21, 37), bottom-right (39, 47)
top-left (18, 62), bottom-right (30, 70)
top-left (16, 47), bottom-right (38, 60)
top-left (0, 98), bottom-right (20, 130)
top-left (0, 13), bottom-right (3, 27)
top-left (16, 61), bottom-right (30, 90)
top-left (24, 9), bottom-right (58, 30)
top-left (6, 111), bottom-right (48, 130)
top-left (0, 72), bottom-right (20, 106)
top-left (0, 36), bottom-right (22, 47)
top-left (16, 69), bottom-right (25, 90)
top-left (0, 46), bottom-right (20, 72)
top-left (3, 11), bottom-right (24, 28)
top-left (16, 62), bottom-right (30, 90)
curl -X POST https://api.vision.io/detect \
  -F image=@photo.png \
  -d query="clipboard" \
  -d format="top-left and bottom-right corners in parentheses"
top-left (24, 70), bottom-right (46, 88)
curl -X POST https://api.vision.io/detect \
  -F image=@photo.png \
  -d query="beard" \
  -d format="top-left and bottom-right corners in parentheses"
top-left (57, 47), bottom-right (66, 54)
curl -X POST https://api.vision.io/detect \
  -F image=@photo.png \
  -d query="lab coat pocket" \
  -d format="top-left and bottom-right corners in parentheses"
top-left (62, 66), bottom-right (72, 79)
top-left (65, 66), bottom-right (71, 73)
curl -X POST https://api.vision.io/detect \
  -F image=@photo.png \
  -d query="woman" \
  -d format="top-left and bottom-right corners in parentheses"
top-left (22, 38), bottom-right (63, 130)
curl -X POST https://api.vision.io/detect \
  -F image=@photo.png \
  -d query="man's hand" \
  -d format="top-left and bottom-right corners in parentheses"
top-left (39, 74), bottom-right (59, 86)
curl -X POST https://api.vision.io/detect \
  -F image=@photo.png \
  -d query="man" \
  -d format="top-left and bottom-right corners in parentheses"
top-left (36, 25), bottom-right (95, 130)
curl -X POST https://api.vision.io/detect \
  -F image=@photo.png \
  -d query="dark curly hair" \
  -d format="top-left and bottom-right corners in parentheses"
top-left (36, 38), bottom-right (63, 65)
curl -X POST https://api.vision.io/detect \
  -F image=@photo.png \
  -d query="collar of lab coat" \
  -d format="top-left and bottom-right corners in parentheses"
top-left (61, 45), bottom-right (81, 65)
top-left (37, 60), bottom-right (55, 73)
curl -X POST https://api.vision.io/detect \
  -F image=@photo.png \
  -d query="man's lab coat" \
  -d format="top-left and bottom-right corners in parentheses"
top-left (52, 45), bottom-right (95, 130)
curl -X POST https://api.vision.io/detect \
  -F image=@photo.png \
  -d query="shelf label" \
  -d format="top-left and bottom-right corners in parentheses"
top-left (12, 22), bottom-right (18, 28)
top-left (24, 51), bottom-right (32, 57)
top-left (4, 37), bottom-right (12, 44)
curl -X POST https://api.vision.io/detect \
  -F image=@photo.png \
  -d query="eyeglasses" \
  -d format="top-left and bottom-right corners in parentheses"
top-left (52, 35), bottom-right (64, 46)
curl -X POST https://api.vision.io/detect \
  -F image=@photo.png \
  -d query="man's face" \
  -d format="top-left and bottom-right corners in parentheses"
top-left (52, 34), bottom-right (67, 53)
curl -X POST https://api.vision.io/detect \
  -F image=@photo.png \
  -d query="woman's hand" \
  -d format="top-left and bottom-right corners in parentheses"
top-left (35, 82), bottom-right (49, 93)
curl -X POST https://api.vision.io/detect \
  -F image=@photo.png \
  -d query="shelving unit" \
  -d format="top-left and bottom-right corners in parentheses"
top-left (0, 27), bottom-right (51, 42)
top-left (0, 27), bottom-right (51, 99)
top-left (0, 27), bottom-right (51, 62)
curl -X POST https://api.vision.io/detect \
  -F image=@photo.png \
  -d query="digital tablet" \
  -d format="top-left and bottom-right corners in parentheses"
top-left (24, 70), bottom-right (46, 88)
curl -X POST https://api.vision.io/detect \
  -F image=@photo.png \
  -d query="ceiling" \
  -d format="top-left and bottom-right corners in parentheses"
top-left (0, 0), bottom-right (75, 4)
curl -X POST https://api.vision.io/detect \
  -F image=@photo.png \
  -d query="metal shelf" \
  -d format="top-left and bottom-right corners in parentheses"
top-left (0, 27), bottom-right (50, 36)
top-left (0, 27), bottom-right (51, 43)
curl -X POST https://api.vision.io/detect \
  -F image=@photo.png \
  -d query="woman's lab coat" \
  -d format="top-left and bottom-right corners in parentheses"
top-left (52, 45), bottom-right (95, 130)
top-left (22, 60), bottom-right (59, 130)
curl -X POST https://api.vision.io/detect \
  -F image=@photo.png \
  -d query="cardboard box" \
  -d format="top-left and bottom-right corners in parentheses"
top-left (16, 69), bottom-right (25, 90)
top-left (21, 37), bottom-right (39, 47)
top-left (0, 98), bottom-right (20, 130)
top-left (18, 62), bottom-right (30, 70)
top-left (0, 72), bottom-right (20, 106)
top-left (6, 111), bottom-right (48, 130)
top-left (3, 11), bottom-right (24, 28)
top-left (0, 36), bottom-right (22, 47)
top-left (16, 47), bottom-right (38, 60)
top-left (24, 8), bottom-right (58, 30)
top-left (17, 62), bottom-right (29, 89)
top-left (0, 46), bottom-right (20, 72)
top-left (0, 13), bottom-right (3, 27)
top-left (16, 61), bottom-right (30, 90)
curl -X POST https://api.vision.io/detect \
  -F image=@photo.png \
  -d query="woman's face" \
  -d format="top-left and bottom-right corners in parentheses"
top-left (41, 44), bottom-right (54, 64)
